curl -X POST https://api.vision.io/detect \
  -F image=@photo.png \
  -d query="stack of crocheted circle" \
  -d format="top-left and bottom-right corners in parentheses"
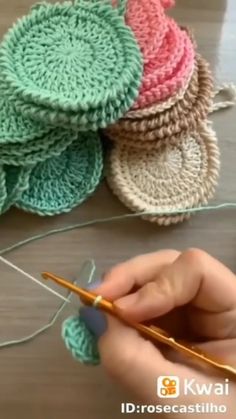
top-left (103, 0), bottom-right (220, 224)
top-left (0, 0), bottom-right (146, 216)
top-left (0, 61), bottom-right (104, 215)
top-left (0, 0), bottom-right (143, 130)
top-left (0, 0), bottom-right (223, 222)
top-left (16, 132), bottom-right (103, 216)
top-left (106, 123), bottom-right (220, 225)
top-left (125, 0), bottom-right (195, 109)
top-left (106, 55), bottom-right (213, 148)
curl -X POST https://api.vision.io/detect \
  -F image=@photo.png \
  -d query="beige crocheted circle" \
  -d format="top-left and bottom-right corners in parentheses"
top-left (106, 123), bottom-right (220, 225)
top-left (106, 55), bottom-right (213, 146)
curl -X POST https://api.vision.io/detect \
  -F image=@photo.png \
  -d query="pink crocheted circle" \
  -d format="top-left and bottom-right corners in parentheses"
top-left (125, 0), bottom-right (168, 64)
top-left (160, 0), bottom-right (175, 9)
top-left (132, 18), bottom-right (195, 109)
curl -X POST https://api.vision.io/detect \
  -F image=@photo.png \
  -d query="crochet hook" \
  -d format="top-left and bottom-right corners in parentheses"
top-left (42, 271), bottom-right (236, 380)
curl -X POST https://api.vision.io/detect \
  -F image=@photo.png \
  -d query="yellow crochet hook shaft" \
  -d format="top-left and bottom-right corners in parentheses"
top-left (42, 271), bottom-right (236, 381)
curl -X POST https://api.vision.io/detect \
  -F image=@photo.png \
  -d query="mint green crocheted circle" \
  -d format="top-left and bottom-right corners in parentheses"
top-left (0, 165), bottom-right (31, 214)
top-left (62, 315), bottom-right (100, 365)
top-left (0, 127), bottom-right (78, 166)
top-left (13, 82), bottom-right (137, 130)
top-left (0, 73), bottom-right (50, 144)
top-left (16, 132), bottom-right (103, 216)
top-left (0, 167), bottom-right (7, 212)
top-left (1, 1), bottom-right (142, 126)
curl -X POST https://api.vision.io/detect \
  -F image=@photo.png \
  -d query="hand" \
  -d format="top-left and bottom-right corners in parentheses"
top-left (83, 249), bottom-right (236, 418)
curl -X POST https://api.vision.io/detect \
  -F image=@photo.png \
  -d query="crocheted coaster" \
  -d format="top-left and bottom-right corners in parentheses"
top-left (160, 0), bottom-right (175, 9)
top-left (123, 25), bottom-right (197, 119)
top-left (62, 316), bottom-right (100, 366)
top-left (0, 128), bottom-right (78, 166)
top-left (106, 123), bottom-right (220, 225)
top-left (0, 165), bottom-right (31, 214)
top-left (124, 67), bottom-right (194, 119)
top-left (17, 132), bottom-right (103, 216)
top-left (1, 1), bottom-right (143, 129)
top-left (0, 73), bottom-right (50, 144)
top-left (131, 18), bottom-right (195, 108)
top-left (106, 55), bottom-right (213, 147)
top-left (125, 0), bottom-right (168, 63)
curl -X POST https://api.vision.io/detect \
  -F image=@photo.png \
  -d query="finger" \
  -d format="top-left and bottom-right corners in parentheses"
top-left (98, 315), bottom-right (213, 404)
top-left (94, 250), bottom-right (180, 300)
top-left (165, 339), bottom-right (236, 368)
top-left (115, 249), bottom-right (236, 324)
top-left (197, 339), bottom-right (236, 366)
top-left (189, 306), bottom-right (236, 339)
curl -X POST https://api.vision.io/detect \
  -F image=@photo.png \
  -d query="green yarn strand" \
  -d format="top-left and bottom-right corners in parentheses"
top-left (0, 203), bottom-right (236, 358)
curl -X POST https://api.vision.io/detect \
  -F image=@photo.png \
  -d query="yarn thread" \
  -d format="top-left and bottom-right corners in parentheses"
top-left (1, 203), bottom-right (236, 357)
top-left (0, 0), bottom-right (235, 361)
top-left (0, 0), bottom-right (235, 221)
top-left (0, 255), bottom-right (69, 302)
top-left (0, 260), bottom-right (96, 349)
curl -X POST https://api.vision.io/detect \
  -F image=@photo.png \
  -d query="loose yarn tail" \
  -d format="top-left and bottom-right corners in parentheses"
top-left (211, 83), bottom-right (236, 113)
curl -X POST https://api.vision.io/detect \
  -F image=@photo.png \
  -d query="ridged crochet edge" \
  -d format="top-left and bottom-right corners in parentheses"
top-left (106, 123), bottom-right (220, 225)
top-left (0, 1), bottom-right (143, 113)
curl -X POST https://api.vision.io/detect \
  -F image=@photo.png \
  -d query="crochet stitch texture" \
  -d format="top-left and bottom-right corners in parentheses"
top-left (17, 132), bottom-right (103, 216)
top-left (105, 55), bottom-right (214, 148)
top-left (0, 165), bottom-right (31, 215)
top-left (62, 316), bottom-right (100, 366)
top-left (0, 0), bottom-right (143, 129)
top-left (0, 72), bottom-right (50, 144)
top-left (0, 0), bottom-right (228, 365)
top-left (127, 9), bottom-right (195, 108)
top-left (0, 128), bottom-right (78, 166)
top-left (106, 123), bottom-right (220, 226)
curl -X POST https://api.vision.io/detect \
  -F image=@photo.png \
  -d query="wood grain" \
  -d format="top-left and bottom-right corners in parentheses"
top-left (0, 1), bottom-right (235, 418)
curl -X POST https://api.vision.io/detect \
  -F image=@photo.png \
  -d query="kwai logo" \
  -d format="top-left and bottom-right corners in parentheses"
top-left (183, 378), bottom-right (229, 396)
top-left (157, 377), bottom-right (230, 398)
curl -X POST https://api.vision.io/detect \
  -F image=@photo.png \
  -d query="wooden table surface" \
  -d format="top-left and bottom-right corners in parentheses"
top-left (0, 1), bottom-right (235, 418)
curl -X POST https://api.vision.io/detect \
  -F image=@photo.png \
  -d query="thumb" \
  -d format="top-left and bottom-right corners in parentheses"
top-left (98, 315), bottom-right (204, 404)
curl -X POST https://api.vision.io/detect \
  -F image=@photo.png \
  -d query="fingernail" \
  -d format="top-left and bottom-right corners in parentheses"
top-left (79, 280), bottom-right (107, 338)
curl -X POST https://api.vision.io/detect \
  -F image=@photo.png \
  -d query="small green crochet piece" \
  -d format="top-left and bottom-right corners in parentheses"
top-left (0, 127), bottom-right (78, 166)
top-left (62, 315), bottom-right (100, 365)
top-left (1, 0), bottom-right (143, 130)
top-left (0, 72), bottom-right (50, 144)
top-left (16, 132), bottom-right (103, 216)
top-left (0, 165), bottom-right (31, 214)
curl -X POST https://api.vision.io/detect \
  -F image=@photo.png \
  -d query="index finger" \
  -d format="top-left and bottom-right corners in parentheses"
top-left (113, 249), bottom-right (236, 330)
top-left (94, 250), bottom-right (180, 299)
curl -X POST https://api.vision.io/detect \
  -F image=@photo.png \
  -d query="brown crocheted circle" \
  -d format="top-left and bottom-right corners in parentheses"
top-left (106, 55), bottom-right (213, 146)
top-left (106, 123), bottom-right (220, 225)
